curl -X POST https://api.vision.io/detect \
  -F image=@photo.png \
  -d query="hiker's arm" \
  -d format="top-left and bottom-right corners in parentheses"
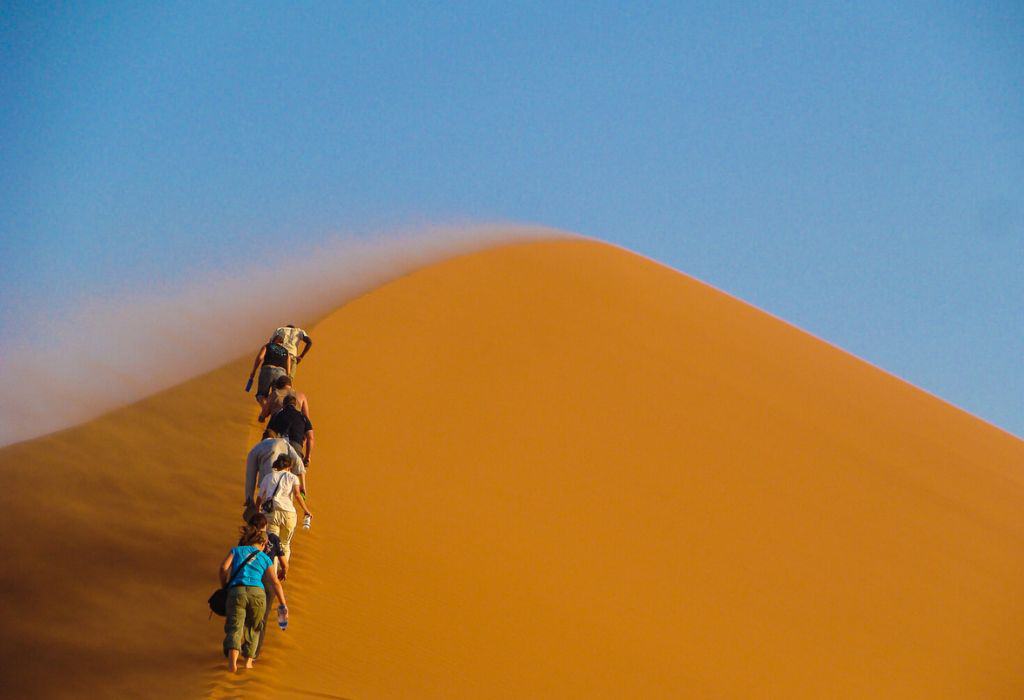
top-left (293, 482), bottom-right (312, 517)
top-left (304, 430), bottom-right (314, 464)
top-left (244, 450), bottom-right (258, 505)
top-left (253, 473), bottom-right (264, 509)
top-left (219, 552), bottom-right (234, 587)
top-left (248, 347), bottom-right (266, 380)
top-left (298, 335), bottom-right (312, 361)
top-left (299, 394), bottom-right (310, 418)
top-left (263, 566), bottom-right (287, 609)
top-left (286, 442), bottom-right (305, 470)
top-left (285, 443), bottom-right (308, 494)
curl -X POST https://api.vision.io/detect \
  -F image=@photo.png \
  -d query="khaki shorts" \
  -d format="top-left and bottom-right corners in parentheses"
top-left (267, 508), bottom-right (297, 560)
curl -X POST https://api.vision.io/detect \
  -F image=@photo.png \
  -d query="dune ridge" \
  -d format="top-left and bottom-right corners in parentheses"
top-left (0, 224), bottom-right (570, 448)
top-left (2, 238), bottom-right (1022, 698)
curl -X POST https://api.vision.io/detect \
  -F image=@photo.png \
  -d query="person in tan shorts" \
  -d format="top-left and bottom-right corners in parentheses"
top-left (255, 455), bottom-right (312, 564)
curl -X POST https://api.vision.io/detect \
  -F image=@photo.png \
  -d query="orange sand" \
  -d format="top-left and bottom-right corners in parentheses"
top-left (2, 239), bottom-right (1022, 698)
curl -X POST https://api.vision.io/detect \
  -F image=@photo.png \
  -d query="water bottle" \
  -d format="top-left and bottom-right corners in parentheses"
top-left (277, 604), bottom-right (289, 631)
top-left (302, 513), bottom-right (312, 530)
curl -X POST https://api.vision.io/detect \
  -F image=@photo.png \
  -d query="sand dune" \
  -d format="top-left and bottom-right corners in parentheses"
top-left (2, 238), bottom-right (1022, 698)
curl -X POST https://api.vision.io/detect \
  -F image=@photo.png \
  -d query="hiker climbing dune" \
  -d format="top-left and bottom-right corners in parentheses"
top-left (212, 322), bottom-right (319, 674)
top-left (246, 334), bottom-right (291, 410)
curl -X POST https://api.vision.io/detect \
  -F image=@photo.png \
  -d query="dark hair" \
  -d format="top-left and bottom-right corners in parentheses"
top-left (239, 519), bottom-right (268, 547)
top-left (246, 512), bottom-right (269, 529)
top-left (283, 394), bottom-right (298, 407)
top-left (274, 375), bottom-right (292, 390)
top-left (273, 454), bottom-right (293, 470)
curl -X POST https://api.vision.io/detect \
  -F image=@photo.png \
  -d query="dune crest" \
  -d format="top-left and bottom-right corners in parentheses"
top-left (2, 238), bottom-right (1022, 698)
top-left (0, 224), bottom-right (569, 447)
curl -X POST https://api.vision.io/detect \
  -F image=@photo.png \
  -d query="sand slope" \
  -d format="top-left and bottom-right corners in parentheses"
top-left (2, 239), bottom-right (1023, 698)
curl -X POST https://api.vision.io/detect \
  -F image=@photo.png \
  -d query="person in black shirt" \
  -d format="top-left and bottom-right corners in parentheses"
top-left (267, 394), bottom-right (314, 465)
top-left (246, 334), bottom-right (292, 409)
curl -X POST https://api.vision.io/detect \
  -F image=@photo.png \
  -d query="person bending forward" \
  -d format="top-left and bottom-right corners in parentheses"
top-left (258, 374), bottom-right (310, 423)
top-left (271, 324), bottom-right (312, 377)
top-left (256, 454), bottom-right (312, 565)
top-left (219, 519), bottom-right (288, 672)
top-left (266, 394), bottom-right (314, 466)
top-left (247, 334), bottom-right (291, 409)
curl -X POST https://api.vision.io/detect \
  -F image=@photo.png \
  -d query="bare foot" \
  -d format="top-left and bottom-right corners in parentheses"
top-left (228, 649), bottom-right (240, 672)
top-left (245, 657), bottom-right (255, 669)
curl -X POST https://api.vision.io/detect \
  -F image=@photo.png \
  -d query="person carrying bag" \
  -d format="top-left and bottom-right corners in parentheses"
top-left (208, 549), bottom-right (260, 616)
top-left (256, 454), bottom-right (312, 566)
top-left (213, 519), bottom-right (288, 672)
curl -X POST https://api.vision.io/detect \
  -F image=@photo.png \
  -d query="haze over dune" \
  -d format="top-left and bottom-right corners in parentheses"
top-left (2, 238), bottom-right (1022, 698)
top-left (0, 225), bottom-right (565, 447)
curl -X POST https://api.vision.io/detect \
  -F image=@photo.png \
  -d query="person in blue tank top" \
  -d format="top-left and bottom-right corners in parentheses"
top-left (218, 518), bottom-right (289, 671)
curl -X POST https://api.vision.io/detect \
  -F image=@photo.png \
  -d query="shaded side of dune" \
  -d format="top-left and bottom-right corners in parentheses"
top-left (0, 361), bottom-right (252, 698)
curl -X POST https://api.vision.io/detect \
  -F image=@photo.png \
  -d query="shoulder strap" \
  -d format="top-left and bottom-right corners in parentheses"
top-left (227, 548), bottom-right (262, 588)
top-left (267, 472), bottom-right (284, 503)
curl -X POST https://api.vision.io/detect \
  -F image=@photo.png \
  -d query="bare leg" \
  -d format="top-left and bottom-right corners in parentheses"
top-left (228, 649), bottom-right (239, 672)
top-left (245, 656), bottom-right (255, 668)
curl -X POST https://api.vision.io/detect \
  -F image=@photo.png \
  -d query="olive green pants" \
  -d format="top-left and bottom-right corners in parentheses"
top-left (223, 585), bottom-right (267, 658)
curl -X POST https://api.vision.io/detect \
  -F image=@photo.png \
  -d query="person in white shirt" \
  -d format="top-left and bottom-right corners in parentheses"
top-left (244, 436), bottom-right (306, 507)
top-left (255, 455), bottom-right (312, 564)
top-left (271, 324), bottom-right (312, 377)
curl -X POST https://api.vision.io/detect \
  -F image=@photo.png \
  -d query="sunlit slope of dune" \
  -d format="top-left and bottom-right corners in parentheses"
top-left (0, 360), bottom-right (253, 698)
top-left (278, 239), bottom-right (1023, 698)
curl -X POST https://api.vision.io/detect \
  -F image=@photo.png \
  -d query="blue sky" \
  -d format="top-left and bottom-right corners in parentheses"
top-left (3, 2), bottom-right (1022, 436)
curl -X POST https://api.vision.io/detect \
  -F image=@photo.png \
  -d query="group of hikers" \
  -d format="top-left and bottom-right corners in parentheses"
top-left (215, 324), bottom-right (317, 672)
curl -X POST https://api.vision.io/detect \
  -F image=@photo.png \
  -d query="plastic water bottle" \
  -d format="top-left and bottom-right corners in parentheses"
top-left (302, 513), bottom-right (312, 530)
top-left (277, 605), bottom-right (288, 631)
